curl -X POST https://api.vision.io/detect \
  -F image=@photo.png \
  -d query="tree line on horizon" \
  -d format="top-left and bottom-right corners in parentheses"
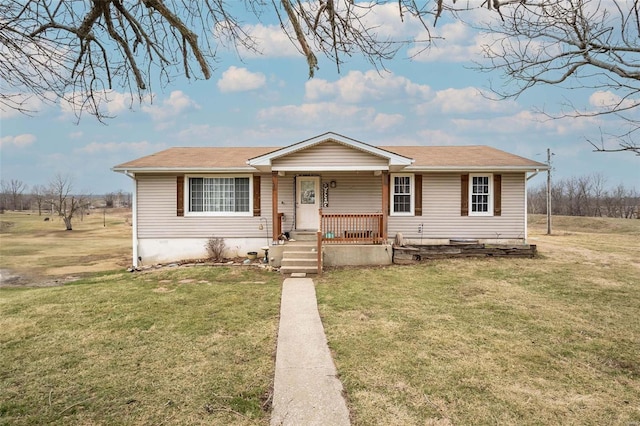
top-left (528, 173), bottom-right (639, 219)
top-left (0, 176), bottom-right (131, 230)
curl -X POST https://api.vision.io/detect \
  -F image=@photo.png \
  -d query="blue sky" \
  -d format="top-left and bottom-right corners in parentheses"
top-left (1, 4), bottom-right (638, 194)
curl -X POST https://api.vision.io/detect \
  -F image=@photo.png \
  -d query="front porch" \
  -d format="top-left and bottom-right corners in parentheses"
top-left (269, 171), bottom-right (391, 245)
top-left (268, 171), bottom-right (391, 274)
top-left (267, 231), bottom-right (393, 274)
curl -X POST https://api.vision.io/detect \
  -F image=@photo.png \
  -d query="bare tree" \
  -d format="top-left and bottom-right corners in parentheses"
top-left (3, 0), bottom-right (640, 157)
top-left (529, 173), bottom-right (638, 219)
top-left (1, 1), bottom-right (436, 120)
top-left (104, 192), bottom-right (115, 208)
top-left (5, 179), bottom-right (26, 211)
top-left (0, 180), bottom-right (8, 212)
top-left (477, 0), bottom-right (640, 155)
top-left (31, 184), bottom-right (47, 216)
top-left (48, 174), bottom-right (87, 230)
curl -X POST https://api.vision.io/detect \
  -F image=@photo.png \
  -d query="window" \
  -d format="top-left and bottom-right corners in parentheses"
top-left (187, 176), bottom-right (252, 215)
top-left (391, 174), bottom-right (414, 215)
top-left (470, 174), bottom-right (492, 216)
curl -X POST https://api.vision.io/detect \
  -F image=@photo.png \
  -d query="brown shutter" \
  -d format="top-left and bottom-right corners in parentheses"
top-left (461, 174), bottom-right (469, 216)
top-left (253, 175), bottom-right (261, 217)
top-left (414, 174), bottom-right (422, 216)
top-left (493, 174), bottom-right (502, 216)
top-left (176, 175), bottom-right (184, 217)
top-left (385, 173), bottom-right (391, 215)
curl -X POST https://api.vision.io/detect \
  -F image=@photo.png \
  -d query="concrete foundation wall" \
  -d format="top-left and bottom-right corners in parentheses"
top-left (137, 238), bottom-right (270, 265)
top-left (323, 244), bottom-right (393, 266)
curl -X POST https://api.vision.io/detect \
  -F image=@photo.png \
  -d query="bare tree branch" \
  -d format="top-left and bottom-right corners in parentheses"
top-left (475, 0), bottom-right (640, 154)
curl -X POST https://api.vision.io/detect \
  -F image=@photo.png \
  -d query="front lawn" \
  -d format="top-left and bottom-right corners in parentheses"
top-left (0, 267), bottom-right (281, 425)
top-left (316, 217), bottom-right (640, 424)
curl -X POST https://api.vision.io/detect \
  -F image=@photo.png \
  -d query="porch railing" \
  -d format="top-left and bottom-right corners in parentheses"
top-left (320, 212), bottom-right (385, 244)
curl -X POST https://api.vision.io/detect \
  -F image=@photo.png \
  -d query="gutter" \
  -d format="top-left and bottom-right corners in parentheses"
top-left (121, 171), bottom-right (139, 268)
top-left (527, 169), bottom-right (541, 181)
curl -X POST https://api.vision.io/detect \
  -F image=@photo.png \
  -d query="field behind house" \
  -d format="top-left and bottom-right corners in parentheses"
top-left (0, 210), bottom-right (132, 285)
top-left (1, 212), bottom-right (639, 424)
top-left (316, 215), bottom-right (640, 424)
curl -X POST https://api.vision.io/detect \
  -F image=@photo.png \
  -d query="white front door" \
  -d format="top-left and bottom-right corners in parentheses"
top-left (296, 176), bottom-right (320, 230)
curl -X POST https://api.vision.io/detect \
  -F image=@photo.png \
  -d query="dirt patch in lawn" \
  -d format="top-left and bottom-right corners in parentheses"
top-left (0, 269), bottom-right (81, 287)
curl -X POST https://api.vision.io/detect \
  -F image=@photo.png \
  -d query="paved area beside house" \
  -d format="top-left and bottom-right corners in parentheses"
top-left (270, 277), bottom-right (351, 426)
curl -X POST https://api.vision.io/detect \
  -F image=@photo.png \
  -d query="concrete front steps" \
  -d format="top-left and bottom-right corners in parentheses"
top-left (280, 235), bottom-right (321, 275)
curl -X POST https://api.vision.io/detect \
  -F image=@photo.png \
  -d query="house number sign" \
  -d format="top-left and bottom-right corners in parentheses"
top-left (322, 182), bottom-right (329, 207)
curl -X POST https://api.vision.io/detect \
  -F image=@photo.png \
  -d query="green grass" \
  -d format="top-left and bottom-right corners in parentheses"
top-left (0, 267), bottom-right (281, 425)
top-left (316, 217), bottom-right (640, 425)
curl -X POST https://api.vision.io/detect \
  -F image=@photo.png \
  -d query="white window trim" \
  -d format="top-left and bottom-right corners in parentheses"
top-left (469, 173), bottom-right (493, 217)
top-left (390, 173), bottom-right (414, 216)
top-left (185, 174), bottom-right (253, 217)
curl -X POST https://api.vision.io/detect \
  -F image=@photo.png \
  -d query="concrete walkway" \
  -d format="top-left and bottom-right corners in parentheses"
top-left (270, 278), bottom-right (350, 425)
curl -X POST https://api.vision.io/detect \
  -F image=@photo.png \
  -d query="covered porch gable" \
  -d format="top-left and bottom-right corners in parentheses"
top-left (247, 132), bottom-right (413, 172)
top-left (248, 133), bottom-right (410, 243)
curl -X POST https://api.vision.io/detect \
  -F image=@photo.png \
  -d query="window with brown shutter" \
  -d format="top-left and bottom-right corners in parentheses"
top-left (461, 174), bottom-right (469, 216)
top-left (415, 174), bottom-right (423, 216)
top-left (176, 175), bottom-right (184, 217)
top-left (253, 175), bottom-right (261, 216)
top-left (493, 174), bottom-right (502, 216)
top-left (463, 173), bottom-right (502, 217)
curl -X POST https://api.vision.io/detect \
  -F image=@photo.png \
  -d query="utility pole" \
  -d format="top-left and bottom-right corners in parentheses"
top-left (546, 148), bottom-right (552, 235)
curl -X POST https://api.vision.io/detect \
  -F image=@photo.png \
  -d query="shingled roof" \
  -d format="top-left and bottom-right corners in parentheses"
top-left (113, 140), bottom-right (546, 172)
top-left (384, 146), bottom-right (546, 169)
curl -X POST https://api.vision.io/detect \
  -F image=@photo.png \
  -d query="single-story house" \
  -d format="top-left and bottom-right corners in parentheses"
top-left (113, 132), bottom-right (547, 272)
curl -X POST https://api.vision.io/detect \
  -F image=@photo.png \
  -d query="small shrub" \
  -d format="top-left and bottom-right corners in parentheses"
top-left (205, 237), bottom-right (226, 261)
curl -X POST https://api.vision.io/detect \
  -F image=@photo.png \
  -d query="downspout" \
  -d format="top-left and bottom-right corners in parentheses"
top-left (123, 171), bottom-right (138, 268)
top-left (524, 169), bottom-right (540, 243)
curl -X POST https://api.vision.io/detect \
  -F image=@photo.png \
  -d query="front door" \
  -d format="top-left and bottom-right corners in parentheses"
top-left (296, 176), bottom-right (320, 230)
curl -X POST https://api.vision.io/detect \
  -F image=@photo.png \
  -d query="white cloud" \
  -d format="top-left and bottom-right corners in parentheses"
top-left (415, 128), bottom-right (466, 146)
top-left (78, 140), bottom-right (160, 154)
top-left (344, 2), bottom-right (426, 40)
top-left (237, 23), bottom-right (299, 58)
top-left (409, 21), bottom-right (490, 63)
top-left (305, 70), bottom-right (432, 103)
top-left (258, 102), bottom-right (374, 126)
top-left (450, 109), bottom-right (597, 136)
top-left (589, 90), bottom-right (637, 111)
top-left (57, 89), bottom-right (142, 119)
top-left (416, 87), bottom-right (516, 115)
top-left (0, 133), bottom-right (36, 148)
top-left (0, 94), bottom-right (46, 118)
top-left (142, 90), bottom-right (199, 122)
top-left (217, 66), bottom-right (267, 93)
top-left (372, 113), bottom-right (405, 131)
top-left (231, 3), bottom-right (425, 60)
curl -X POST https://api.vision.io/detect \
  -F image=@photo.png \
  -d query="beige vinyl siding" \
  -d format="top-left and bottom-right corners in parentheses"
top-left (137, 172), bottom-right (526, 240)
top-left (317, 172), bottom-right (382, 214)
top-left (137, 174), bottom-right (272, 239)
top-left (272, 141), bottom-right (388, 169)
top-left (388, 173), bottom-right (526, 240)
top-left (277, 176), bottom-right (295, 232)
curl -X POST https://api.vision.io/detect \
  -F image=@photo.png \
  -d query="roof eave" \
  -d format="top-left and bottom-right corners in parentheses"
top-left (405, 165), bottom-right (550, 172)
top-left (112, 166), bottom-right (258, 173)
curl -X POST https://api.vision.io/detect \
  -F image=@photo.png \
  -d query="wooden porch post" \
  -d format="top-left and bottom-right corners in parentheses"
top-left (381, 171), bottom-right (389, 241)
top-left (272, 171), bottom-right (278, 242)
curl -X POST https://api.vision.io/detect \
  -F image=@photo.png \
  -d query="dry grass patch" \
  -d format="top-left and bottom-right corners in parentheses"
top-left (0, 267), bottom-right (281, 425)
top-left (0, 210), bottom-right (131, 285)
top-left (317, 216), bottom-right (640, 425)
